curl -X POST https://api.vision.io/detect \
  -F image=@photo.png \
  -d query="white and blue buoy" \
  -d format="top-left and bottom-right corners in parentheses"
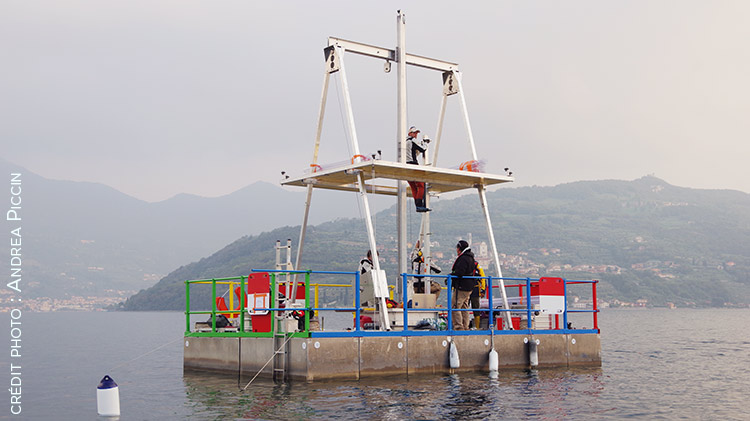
top-left (97, 375), bottom-right (120, 417)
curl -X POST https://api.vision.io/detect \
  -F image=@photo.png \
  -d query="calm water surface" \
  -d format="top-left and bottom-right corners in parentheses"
top-left (2, 308), bottom-right (749, 420)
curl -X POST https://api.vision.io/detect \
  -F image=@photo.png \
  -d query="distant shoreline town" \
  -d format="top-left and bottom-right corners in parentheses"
top-left (3, 240), bottom-right (748, 313)
top-left (0, 290), bottom-right (134, 312)
top-left (1, 292), bottom-right (746, 312)
top-left (2, 240), bottom-right (747, 312)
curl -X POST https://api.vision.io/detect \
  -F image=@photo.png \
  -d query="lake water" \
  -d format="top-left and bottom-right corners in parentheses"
top-left (2, 308), bottom-right (749, 420)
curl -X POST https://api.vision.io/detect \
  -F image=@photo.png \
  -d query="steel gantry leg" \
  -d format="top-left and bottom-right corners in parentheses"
top-left (337, 46), bottom-right (391, 330)
top-left (454, 70), bottom-right (479, 161)
top-left (478, 185), bottom-right (513, 329)
top-left (292, 69), bottom-right (331, 303)
top-left (430, 92), bottom-right (448, 166)
top-left (454, 68), bottom-right (513, 329)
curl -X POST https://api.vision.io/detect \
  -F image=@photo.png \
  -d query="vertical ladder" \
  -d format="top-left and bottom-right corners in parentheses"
top-left (275, 239), bottom-right (295, 299)
top-left (272, 276), bottom-right (288, 382)
top-left (273, 238), bottom-right (294, 381)
top-left (272, 330), bottom-right (288, 382)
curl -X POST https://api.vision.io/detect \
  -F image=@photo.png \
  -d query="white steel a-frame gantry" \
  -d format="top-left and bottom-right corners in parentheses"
top-left (286, 10), bottom-right (514, 330)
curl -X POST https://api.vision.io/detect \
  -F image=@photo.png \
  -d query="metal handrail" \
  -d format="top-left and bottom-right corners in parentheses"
top-left (184, 270), bottom-right (600, 337)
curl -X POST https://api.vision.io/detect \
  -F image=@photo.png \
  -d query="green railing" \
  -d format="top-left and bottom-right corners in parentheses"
top-left (184, 272), bottom-right (314, 338)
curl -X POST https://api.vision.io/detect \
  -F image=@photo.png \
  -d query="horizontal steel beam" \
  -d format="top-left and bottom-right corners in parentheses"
top-left (328, 37), bottom-right (459, 72)
top-left (297, 181), bottom-right (399, 196)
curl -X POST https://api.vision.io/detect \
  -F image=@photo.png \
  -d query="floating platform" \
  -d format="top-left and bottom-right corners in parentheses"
top-left (182, 11), bottom-right (603, 382)
top-left (183, 272), bottom-right (602, 381)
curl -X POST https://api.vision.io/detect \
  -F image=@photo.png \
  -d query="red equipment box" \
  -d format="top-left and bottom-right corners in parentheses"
top-left (531, 277), bottom-right (565, 296)
top-left (247, 272), bottom-right (271, 332)
top-left (497, 316), bottom-right (521, 330)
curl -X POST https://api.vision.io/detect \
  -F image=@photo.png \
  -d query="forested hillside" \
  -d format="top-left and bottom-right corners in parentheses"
top-left (117, 176), bottom-right (750, 310)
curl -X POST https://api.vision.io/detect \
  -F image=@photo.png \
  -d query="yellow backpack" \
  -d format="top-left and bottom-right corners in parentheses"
top-left (474, 262), bottom-right (486, 295)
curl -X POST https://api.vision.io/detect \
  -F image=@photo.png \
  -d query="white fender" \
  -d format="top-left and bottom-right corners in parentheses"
top-left (488, 348), bottom-right (499, 371)
top-left (449, 341), bottom-right (460, 368)
top-left (529, 339), bottom-right (539, 368)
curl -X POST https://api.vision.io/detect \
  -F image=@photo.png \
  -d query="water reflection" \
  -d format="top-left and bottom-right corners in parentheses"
top-left (183, 370), bottom-right (297, 419)
top-left (183, 366), bottom-right (607, 420)
top-left (16, 309), bottom-right (750, 419)
top-left (440, 373), bottom-right (495, 418)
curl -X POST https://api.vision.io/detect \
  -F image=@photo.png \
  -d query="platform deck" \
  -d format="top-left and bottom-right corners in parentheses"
top-left (280, 160), bottom-right (514, 196)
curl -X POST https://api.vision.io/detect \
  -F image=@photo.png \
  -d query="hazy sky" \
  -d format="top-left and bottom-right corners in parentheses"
top-left (2, 1), bottom-right (749, 202)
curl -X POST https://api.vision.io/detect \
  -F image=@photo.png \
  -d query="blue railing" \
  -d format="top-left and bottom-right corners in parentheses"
top-left (247, 269), bottom-right (599, 338)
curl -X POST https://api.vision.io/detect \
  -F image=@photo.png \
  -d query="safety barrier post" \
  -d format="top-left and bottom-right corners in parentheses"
top-left (593, 279), bottom-right (599, 332)
top-left (446, 275), bottom-right (453, 332)
top-left (355, 271), bottom-right (361, 332)
top-left (488, 276), bottom-right (494, 330)
top-left (314, 285), bottom-right (320, 317)
top-left (402, 273), bottom-right (408, 331)
top-left (563, 278), bottom-right (568, 332)
top-left (239, 276), bottom-right (246, 332)
top-left (525, 278), bottom-right (532, 333)
top-left (305, 271), bottom-right (311, 332)
top-left (228, 281), bottom-right (234, 316)
top-left (185, 280), bottom-right (190, 334)
top-left (270, 273), bottom-right (277, 334)
top-left (211, 279), bottom-right (217, 332)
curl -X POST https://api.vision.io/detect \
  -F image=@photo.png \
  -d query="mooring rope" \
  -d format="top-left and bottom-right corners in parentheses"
top-left (108, 336), bottom-right (183, 372)
top-left (240, 333), bottom-right (295, 391)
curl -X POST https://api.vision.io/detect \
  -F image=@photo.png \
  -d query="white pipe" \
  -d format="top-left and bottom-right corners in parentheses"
top-left (338, 44), bottom-right (389, 330)
top-left (454, 70), bottom-right (478, 160)
top-left (431, 93), bottom-right (448, 166)
top-left (356, 171), bottom-right (390, 330)
top-left (478, 185), bottom-right (513, 329)
top-left (292, 71), bottom-right (331, 302)
top-left (396, 10), bottom-right (408, 300)
top-left (336, 46), bottom-right (361, 157)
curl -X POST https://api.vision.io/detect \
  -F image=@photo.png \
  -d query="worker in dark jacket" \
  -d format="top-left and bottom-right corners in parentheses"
top-left (405, 126), bottom-right (431, 212)
top-left (450, 240), bottom-right (476, 330)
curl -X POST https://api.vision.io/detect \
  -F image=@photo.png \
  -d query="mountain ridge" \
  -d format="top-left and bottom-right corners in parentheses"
top-left (0, 158), bottom-right (385, 298)
top-left (117, 175), bottom-right (750, 310)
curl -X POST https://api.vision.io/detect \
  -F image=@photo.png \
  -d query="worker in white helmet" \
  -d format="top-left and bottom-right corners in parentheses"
top-left (405, 126), bottom-right (431, 212)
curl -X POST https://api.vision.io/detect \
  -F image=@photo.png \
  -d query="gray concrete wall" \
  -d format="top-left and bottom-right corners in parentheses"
top-left (287, 338), bottom-right (309, 380)
top-left (183, 333), bottom-right (601, 381)
top-left (407, 336), bottom-right (451, 375)
top-left (494, 335), bottom-right (530, 369)
top-left (304, 337), bottom-right (360, 381)
top-left (183, 336), bottom-right (240, 374)
top-left (567, 333), bottom-right (602, 367)
top-left (238, 337), bottom-right (275, 376)
top-left (532, 334), bottom-right (569, 368)
top-left (360, 337), bottom-right (408, 378)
